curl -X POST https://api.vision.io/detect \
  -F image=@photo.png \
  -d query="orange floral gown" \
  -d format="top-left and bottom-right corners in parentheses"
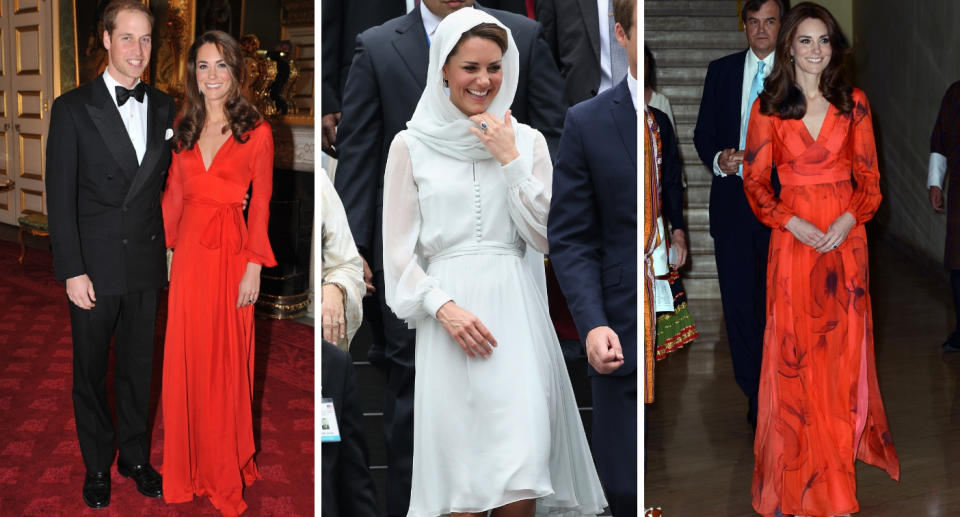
top-left (161, 122), bottom-right (276, 516)
top-left (742, 89), bottom-right (899, 517)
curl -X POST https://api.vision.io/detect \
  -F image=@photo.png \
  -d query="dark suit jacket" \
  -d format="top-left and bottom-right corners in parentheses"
top-left (320, 0), bottom-right (405, 116)
top-left (651, 107), bottom-right (685, 234)
top-left (334, 4), bottom-right (566, 270)
top-left (320, 341), bottom-right (379, 517)
top-left (537, 0), bottom-right (603, 106)
top-left (548, 78), bottom-right (637, 376)
top-left (46, 75), bottom-right (175, 296)
top-left (693, 49), bottom-right (771, 239)
top-left (483, 0), bottom-right (530, 15)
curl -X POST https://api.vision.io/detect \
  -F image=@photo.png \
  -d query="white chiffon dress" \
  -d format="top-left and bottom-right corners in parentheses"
top-left (382, 122), bottom-right (607, 517)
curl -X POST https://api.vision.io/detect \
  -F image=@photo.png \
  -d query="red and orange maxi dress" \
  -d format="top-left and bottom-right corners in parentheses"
top-left (742, 89), bottom-right (899, 517)
top-left (161, 122), bottom-right (276, 516)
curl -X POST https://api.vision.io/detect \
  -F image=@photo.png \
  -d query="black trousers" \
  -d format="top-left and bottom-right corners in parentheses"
top-left (951, 270), bottom-right (960, 338)
top-left (591, 372), bottom-right (637, 517)
top-left (713, 226), bottom-right (770, 419)
top-left (69, 289), bottom-right (158, 474)
top-left (367, 271), bottom-right (416, 517)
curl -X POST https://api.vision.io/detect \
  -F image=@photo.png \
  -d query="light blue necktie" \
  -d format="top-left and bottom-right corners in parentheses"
top-left (739, 61), bottom-right (765, 176)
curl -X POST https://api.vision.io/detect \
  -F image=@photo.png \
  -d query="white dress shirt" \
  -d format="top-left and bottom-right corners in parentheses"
top-left (420, 2), bottom-right (475, 43)
top-left (928, 152), bottom-right (947, 188)
top-left (597, 0), bottom-right (613, 93)
top-left (102, 67), bottom-right (148, 165)
top-left (627, 70), bottom-right (638, 112)
top-left (712, 49), bottom-right (775, 177)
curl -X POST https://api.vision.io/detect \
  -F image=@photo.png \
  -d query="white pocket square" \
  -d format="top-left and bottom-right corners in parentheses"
top-left (165, 128), bottom-right (174, 140)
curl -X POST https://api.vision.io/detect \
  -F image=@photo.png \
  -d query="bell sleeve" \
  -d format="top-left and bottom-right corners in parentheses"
top-left (162, 151), bottom-right (184, 249)
top-left (846, 91), bottom-right (883, 223)
top-left (382, 134), bottom-right (452, 327)
top-left (320, 171), bottom-right (365, 345)
top-left (244, 123), bottom-right (278, 267)
top-left (743, 99), bottom-right (795, 229)
top-left (502, 128), bottom-right (552, 253)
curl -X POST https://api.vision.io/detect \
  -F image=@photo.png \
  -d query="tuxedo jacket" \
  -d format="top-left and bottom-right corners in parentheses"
top-left (537, 0), bottom-right (604, 106)
top-left (693, 49), bottom-right (772, 239)
top-left (46, 75), bottom-right (176, 296)
top-left (334, 3), bottom-right (566, 270)
top-left (548, 78), bottom-right (637, 376)
top-left (320, 0), bottom-right (405, 116)
top-left (320, 341), bottom-right (379, 517)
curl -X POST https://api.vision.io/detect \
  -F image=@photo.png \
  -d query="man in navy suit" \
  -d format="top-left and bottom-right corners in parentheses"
top-left (693, 0), bottom-right (783, 428)
top-left (333, 2), bottom-right (565, 515)
top-left (548, 0), bottom-right (636, 514)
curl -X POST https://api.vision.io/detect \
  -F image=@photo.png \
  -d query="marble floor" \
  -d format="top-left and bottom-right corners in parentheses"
top-left (645, 240), bottom-right (960, 516)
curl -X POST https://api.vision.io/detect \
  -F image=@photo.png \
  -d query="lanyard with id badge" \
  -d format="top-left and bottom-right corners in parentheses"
top-left (320, 398), bottom-right (341, 442)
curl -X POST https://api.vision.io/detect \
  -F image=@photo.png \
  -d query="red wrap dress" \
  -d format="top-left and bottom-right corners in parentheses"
top-left (742, 89), bottom-right (899, 517)
top-left (160, 121), bottom-right (276, 516)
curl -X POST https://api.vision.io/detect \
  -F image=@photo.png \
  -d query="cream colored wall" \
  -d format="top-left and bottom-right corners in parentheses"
top-left (816, 0), bottom-right (854, 44)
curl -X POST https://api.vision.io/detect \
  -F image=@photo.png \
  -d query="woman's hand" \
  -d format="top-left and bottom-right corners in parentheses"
top-left (468, 110), bottom-right (520, 166)
top-left (784, 216), bottom-right (826, 248)
top-left (321, 283), bottom-right (346, 343)
top-left (436, 301), bottom-right (497, 358)
top-left (236, 262), bottom-right (262, 309)
top-left (812, 211), bottom-right (856, 253)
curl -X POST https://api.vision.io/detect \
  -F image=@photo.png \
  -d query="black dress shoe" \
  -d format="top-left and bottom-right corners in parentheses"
top-left (82, 472), bottom-right (111, 509)
top-left (118, 463), bottom-right (163, 498)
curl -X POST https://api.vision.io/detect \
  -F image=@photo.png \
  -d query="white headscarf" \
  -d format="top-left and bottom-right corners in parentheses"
top-left (406, 8), bottom-right (520, 162)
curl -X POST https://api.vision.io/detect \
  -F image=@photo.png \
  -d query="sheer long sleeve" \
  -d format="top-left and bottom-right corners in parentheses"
top-left (846, 92), bottom-right (883, 224)
top-left (382, 134), bottom-right (452, 326)
top-left (244, 123), bottom-right (278, 267)
top-left (320, 171), bottom-right (365, 344)
top-left (162, 148), bottom-right (184, 249)
top-left (743, 100), bottom-right (795, 229)
top-left (503, 128), bottom-right (552, 253)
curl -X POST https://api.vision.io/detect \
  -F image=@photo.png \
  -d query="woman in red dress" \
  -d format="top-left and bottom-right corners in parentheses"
top-left (742, 4), bottom-right (899, 516)
top-left (161, 30), bottom-right (276, 516)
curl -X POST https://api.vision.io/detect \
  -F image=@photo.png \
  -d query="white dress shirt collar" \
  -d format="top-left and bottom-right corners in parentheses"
top-left (627, 72), bottom-right (638, 112)
top-left (421, 3), bottom-right (474, 43)
top-left (102, 66), bottom-right (144, 107)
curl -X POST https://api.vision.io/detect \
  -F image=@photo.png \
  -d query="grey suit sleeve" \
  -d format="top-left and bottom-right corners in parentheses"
top-left (333, 32), bottom-right (384, 259)
top-left (45, 97), bottom-right (85, 282)
top-left (523, 22), bottom-right (566, 161)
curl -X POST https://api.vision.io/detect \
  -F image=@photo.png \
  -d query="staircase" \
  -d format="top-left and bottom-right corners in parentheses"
top-left (644, 0), bottom-right (745, 313)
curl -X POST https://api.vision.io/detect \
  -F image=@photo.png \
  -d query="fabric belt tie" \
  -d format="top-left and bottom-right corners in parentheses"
top-left (428, 241), bottom-right (523, 265)
top-left (190, 200), bottom-right (246, 254)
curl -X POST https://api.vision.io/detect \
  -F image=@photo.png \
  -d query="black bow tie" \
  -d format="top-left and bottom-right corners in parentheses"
top-left (115, 83), bottom-right (147, 106)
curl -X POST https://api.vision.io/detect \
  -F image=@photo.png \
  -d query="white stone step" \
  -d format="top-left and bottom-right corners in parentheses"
top-left (647, 15), bottom-right (742, 32)
top-left (657, 84), bottom-right (704, 106)
top-left (645, 0), bottom-right (741, 17)
top-left (645, 30), bottom-right (746, 49)
top-left (654, 65), bottom-right (708, 87)
top-left (683, 277), bottom-right (721, 300)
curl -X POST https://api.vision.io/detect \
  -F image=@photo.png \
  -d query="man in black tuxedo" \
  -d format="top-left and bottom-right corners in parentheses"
top-left (321, 341), bottom-right (379, 517)
top-left (693, 0), bottom-right (783, 428)
top-left (333, 1), bottom-right (564, 515)
top-left (548, 0), bottom-right (637, 514)
top-left (537, 0), bottom-right (632, 106)
top-left (320, 0), bottom-right (406, 156)
top-left (45, 0), bottom-right (175, 509)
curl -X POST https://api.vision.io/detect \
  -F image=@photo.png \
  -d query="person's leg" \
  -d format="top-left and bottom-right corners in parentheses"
top-left (114, 289), bottom-right (159, 467)
top-left (590, 373), bottom-right (637, 517)
top-left (491, 498), bottom-right (536, 517)
top-left (945, 270), bottom-right (960, 351)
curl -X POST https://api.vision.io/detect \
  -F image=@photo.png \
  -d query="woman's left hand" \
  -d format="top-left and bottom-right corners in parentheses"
top-left (812, 212), bottom-right (856, 253)
top-left (468, 110), bottom-right (520, 166)
top-left (237, 262), bottom-right (262, 308)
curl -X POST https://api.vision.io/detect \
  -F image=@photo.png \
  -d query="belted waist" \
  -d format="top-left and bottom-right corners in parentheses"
top-left (778, 168), bottom-right (851, 186)
top-left (427, 241), bottom-right (523, 265)
top-left (184, 197), bottom-right (246, 253)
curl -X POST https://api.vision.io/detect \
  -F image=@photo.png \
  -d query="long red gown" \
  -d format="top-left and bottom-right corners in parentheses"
top-left (743, 89), bottom-right (899, 517)
top-left (160, 121), bottom-right (276, 516)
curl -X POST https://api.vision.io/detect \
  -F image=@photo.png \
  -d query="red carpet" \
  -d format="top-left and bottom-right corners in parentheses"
top-left (0, 240), bottom-right (314, 515)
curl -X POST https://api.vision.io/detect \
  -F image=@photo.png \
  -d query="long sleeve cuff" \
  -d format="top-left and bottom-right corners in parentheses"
top-left (712, 151), bottom-right (724, 176)
top-left (500, 153), bottom-right (534, 188)
top-left (423, 288), bottom-right (453, 319)
top-left (928, 152), bottom-right (947, 189)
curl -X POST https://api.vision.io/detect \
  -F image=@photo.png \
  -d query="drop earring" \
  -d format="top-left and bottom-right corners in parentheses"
top-left (443, 77), bottom-right (449, 87)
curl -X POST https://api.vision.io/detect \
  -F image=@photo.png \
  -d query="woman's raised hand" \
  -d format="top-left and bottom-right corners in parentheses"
top-left (468, 110), bottom-right (520, 166)
top-left (436, 301), bottom-right (498, 358)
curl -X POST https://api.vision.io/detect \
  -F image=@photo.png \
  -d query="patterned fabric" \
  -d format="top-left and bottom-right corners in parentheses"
top-left (930, 81), bottom-right (960, 268)
top-left (17, 213), bottom-right (49, 231)
top-left (643, 108), bottom-right (662, 404)
top-left (655, 269), bottom-right (698, 360)
top-left (743, 88), bottom-right (899, 516)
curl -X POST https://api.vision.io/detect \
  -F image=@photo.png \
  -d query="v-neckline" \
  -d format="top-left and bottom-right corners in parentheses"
top-left (800, 101), bottom-right (833, 144)
top-left (198, 135), bottom-right (231, 173)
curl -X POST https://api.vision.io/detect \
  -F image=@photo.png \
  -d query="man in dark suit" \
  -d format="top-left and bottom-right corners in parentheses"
top-left (321, 341), bottom-right (379, 517)
top-left (45, 0), bottom-right (175, 509)
top-left (548, 0), bottom-right (636, 514)
top-left (320, 0), bottom-right (406, 156)
top-left (693, 0), bottom-right (783, 428)
top-left (537, 0), bottom-right (632, 106)
top-left (333, 1), bottom-right (565, 515)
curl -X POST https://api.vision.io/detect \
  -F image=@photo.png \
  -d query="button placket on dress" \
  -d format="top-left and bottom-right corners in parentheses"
top-left (472, 163), bottom-right (483, 242)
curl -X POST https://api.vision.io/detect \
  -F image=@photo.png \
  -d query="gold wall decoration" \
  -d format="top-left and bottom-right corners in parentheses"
top-left (152, 0), bottom-right (195, 103)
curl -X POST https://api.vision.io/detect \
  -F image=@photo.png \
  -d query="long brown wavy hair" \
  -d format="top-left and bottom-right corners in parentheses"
top-left (759, 2), bottom-right (852, 119)
top-left (173, 30), bottom-right (260, 151)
